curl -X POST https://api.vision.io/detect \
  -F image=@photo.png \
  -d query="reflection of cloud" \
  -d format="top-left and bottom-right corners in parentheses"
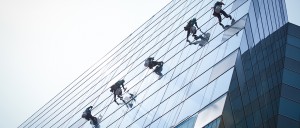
top-left (193, 95), bottom-right (227, 128)
top-left (211, 103), bottom-right (218, 109)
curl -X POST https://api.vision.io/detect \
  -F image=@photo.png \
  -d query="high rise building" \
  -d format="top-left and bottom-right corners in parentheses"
top-left (20, 0), bottom-right (300, 128)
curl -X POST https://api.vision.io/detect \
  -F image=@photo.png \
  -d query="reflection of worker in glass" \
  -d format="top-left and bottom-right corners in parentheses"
top-left (184, 18), bottom-right (205, 43)
top-left (110, 80), bottom-right (126, 105)
top-left (123, 93), bottom-right (136, 108)
top-left (213, 0), bottom-right (233, 29)
top-left (82, 106), bottom-right (99, 128)
top-left (144, 57), bottom-right (164, 79)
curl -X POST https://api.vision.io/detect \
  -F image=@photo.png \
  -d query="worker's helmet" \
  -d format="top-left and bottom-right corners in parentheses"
top-left (120, 79), bottom-right (125, 84)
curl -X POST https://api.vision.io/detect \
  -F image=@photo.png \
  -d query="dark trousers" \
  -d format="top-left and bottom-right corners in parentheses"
top-left (85, 114), bottom-right (98, 125)
top-left (213, 10), bottom-right (232, 28)
top-left (213, 10), bottom-right (231, 23)
top-left (154, 65), bottom-right (163, 76)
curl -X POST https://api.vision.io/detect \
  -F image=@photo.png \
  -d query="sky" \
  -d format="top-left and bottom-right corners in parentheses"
top-left (0, 0), bottom-right (299, 128)
top-left (0, 0), bottom-right (171, 127)
top-left (285, 0), bottom-right (300, 26)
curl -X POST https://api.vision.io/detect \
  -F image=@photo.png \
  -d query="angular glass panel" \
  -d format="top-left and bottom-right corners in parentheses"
top-left (194, 94), bottom-right (227, 128)
top-left (203, 117), bottom-right (221, 128)
top-left (287, 35), bottom-right (300, 48)
top-left (240, 30), bottom-right (249, 54)
top-left (174, 115), bottom-right (197, 128)
top-left (287, 24), bottom-right (300, 38)
top-left (211, 68), bottom-right (234, 100)
top-left (279, 97), bottom-right (300, 121)
top-left (281, 84), bottom-right (300, 105)
top-left (209, 50), bottom-right (238, 82)
top-left (285, 57), bottom-right (300, 74)
top-left (282, 69), bottom-right (300, 89)
top-left (277, 115), bottom-right (299, 128)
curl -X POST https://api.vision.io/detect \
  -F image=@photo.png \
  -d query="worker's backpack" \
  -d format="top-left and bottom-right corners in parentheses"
top-left (144, 58), bottom-right (151, 67)
top-left (215, 5), bottom-right (222, 13)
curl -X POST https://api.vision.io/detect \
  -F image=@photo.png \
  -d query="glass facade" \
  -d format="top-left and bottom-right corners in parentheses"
top-left (19, 0), bottom-right (300, 128)
top-left (221, 23), bottom-right (300, 128)
top-left (231, 26), bottom-right (286, 128)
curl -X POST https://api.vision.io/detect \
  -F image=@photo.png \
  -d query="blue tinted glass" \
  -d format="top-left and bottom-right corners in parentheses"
top-left (253, 110), bottom-right (262, 127)
top-left (203, 117), bottom-right (221, 128)
top-left (260, 106), bottom-right (268, 121)
top-left (268, 0), bottom-right (278, 31)
top-left (263, 0), bottom-right (273, 33)
top-left (248, 2), bottom-right (260, 45)
top-left (236, 119), bottom-right (247, 128)
top-left (246, 114), bottom-right (255, 128)
top-left (279, 97), bottom-right (300, 121)
top-left (285, 57), bottom-right (300, 74)
top-left (282, 69), bottom-right (300, 89)
top-left (281, 84), bottom-right (300, 104)
top-left (287, 35), bottom-right (300, 48)
top-left (241, 86), bottom-right (251, 103)
top-left (240, 28), bottom-right (249, 54)
top-left (287, 24), bottom-right (300, 38)
top-left (280, 0), bottom-right (288, 23)
top-left (277, 115), bottom-right (299, 128)
top-left (248, 85), bottom-right (258, 102)
top-left (175, 116), bottom-right (197, 128)
top-left (273, 0), bottom-right (281, 28)
top-left (258, 0), bottom-right (270, 38)
top-left (286, 45), bottom-right (300, 61)
top-left (252, 0), bottom-right (264, 42)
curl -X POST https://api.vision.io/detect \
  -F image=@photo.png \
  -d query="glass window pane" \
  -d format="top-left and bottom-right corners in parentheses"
top-left (287, 35), bottom-right (300, 48)
top-left (211, 68), bottom-right (234, 100)
top-left (279, 97), bottom-right (300, 121)
top-left (286, 45), bottom-right (300, 62)
top-left (194, 94), bottom-right (227, 128)
top-left (282, 69), bottom-right (300, 89)
top-left (284, 57), bottom-right (300, 74)
top-left (281, 84), bottom-right (300, 104)
top-left (277, 115), bottom-right (299, 128)
top-left (175, 115), bottom-right (197, 128)
top-left (209, 50), bottom-right (238, 82)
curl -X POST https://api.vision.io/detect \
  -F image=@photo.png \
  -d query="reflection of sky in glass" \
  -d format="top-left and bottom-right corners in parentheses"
top-left (19, 0), bottom-right (293, 127)
top-left (194, 94), bottom-right (227, 128)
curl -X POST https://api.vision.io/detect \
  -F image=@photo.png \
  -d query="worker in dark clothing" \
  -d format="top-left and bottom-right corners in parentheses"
top-left (154, 64), bottom-right (163, 79)
top-left (82, 106), bottom-right (99, 128)
top-left (213, 0), bottom-right (234, 29)
top-left (144, 57), bottom-right (163, 69)
top-left (144, 57), bottom-right (164, 79)
top-left (184, 18), bottom-right (205, 43)
top-left (110, 79), bottom-right (127, 105)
